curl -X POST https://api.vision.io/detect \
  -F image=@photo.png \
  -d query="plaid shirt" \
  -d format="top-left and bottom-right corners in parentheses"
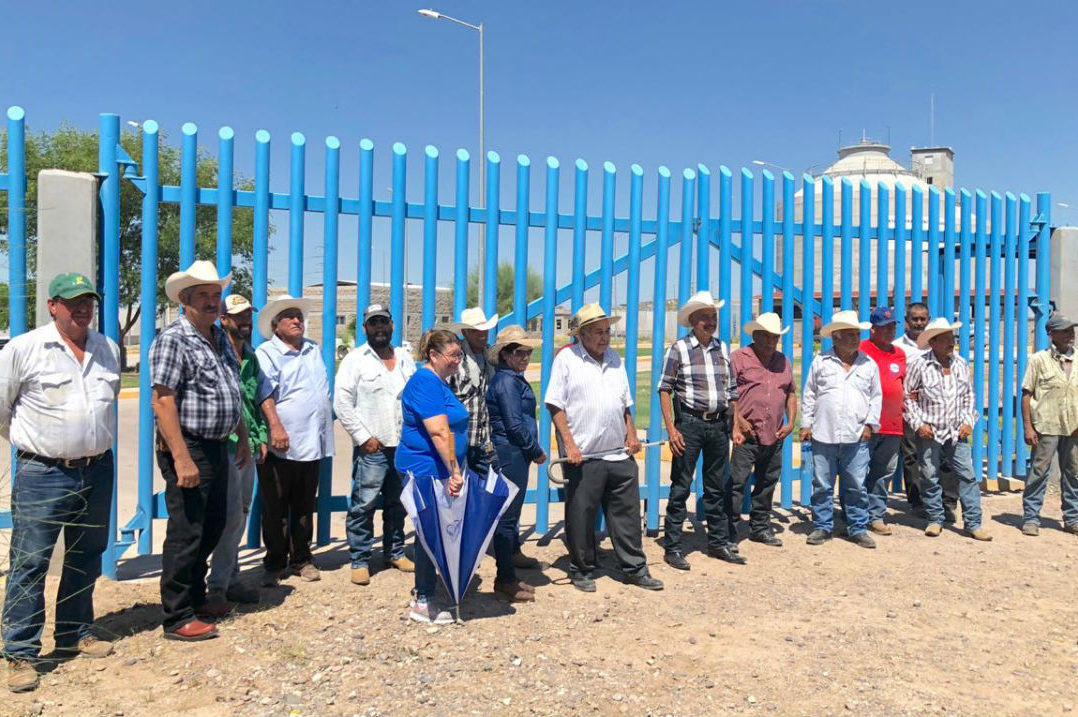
top-left (657, 334), bottom-right (739, 413)
top-left (903, 351), bottom-right (979, 445)
top-left (150, 315), bottom-right (242, 441)
top-left (448, 341), bottom-right (495, 449)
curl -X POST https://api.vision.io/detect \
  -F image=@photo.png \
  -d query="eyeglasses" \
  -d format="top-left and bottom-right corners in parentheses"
top-left (436, 349), bottom-right (464, 361)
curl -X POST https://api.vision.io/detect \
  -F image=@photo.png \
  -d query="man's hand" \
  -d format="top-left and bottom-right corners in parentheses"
top-left (732, 426), bottom-right (746, 446)
top-left (861, 426), bottom-right (873, 442)
top-left (916, 424), bottom-right (935, 440)
top-left (360, 436), bottom-right (384, 455)
top-left (1024, 425), bottom-right (1039, 446)
top-left (958, 423), bottom-right (973, 441)
top-left (565, 442), bottom-right (584, 465)
top-left (626, 433), bottom-right (642, 456)
top-left (175, 456), bottom-right (201, 489)
top-left (775, 423), bottom-right (793, 441)
top-left (269, 422), bottom-right (290, 453)
top-left (258, 443), bottom-right (268, 464)
top-left (799, 428), bottom-right (812, 442)
top-left (235, 441), bottom-right (251, 470)
top-left (667, 426), bottom-right (686, 456)
top-left (907, 389), bottom-right (921, 402)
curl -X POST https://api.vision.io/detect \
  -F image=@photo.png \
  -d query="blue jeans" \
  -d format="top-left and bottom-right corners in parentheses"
top-left (207, 457), bottom-right (256, 593)
top-left (915, 437), bottom-right (983, 529)
top-left (810, 440), bottom-right (870, 535)
top-left (2, 453), bottom-right (114, 660)
top-left (864, 434), bottom-right (902, 522)
top-left (1022, 433), bottom-right (1078, 527)
top-left (346, 446), bottom-right (406, 568)
top-left (413, 537), bottom-right (439, 602)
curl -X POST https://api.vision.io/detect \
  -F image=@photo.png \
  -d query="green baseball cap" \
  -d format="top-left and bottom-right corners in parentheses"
top-left (49, 272), bottom-right (101, 300)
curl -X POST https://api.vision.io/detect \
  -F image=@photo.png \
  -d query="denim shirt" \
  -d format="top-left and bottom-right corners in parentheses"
top-left (486, 367), bottom-right (543, 461)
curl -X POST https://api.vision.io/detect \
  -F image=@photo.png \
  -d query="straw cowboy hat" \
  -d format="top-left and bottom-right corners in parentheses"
top-left (447, 306), bottom-right (499, 333)
top-left (569, 303), bottom-right (621, 336)
top-left (164, 259), bottom-right (231, 304)
top-left (819, 309), bottom-right (871, 337)
top-left (258, 294), bottom-right (312, 340)
top-left (676, 290), bottom-right (726, 327)
top-left (917, 317), bottom-right (962, 350)
top-left (743, 312), bottom-right (789, 336)
top-left (486, 325), bottom-right (542, 362)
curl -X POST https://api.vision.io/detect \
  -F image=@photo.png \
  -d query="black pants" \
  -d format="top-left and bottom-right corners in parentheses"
top-left (902, 423), bottom-right (957, 511)
top-left (259, 453), bottom-right (320, 572)
top-left (664, 413), bottom-right (731, 552)
top-left (727, 438), bottom-right (784, 536)
top-left (158, 436), bottom-right (229, 631)
top-left (563, 458), bottom-right (647, 578)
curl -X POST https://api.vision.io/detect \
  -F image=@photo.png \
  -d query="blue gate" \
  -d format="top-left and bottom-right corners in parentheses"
top-left (1, 106), bottom-right (1052, 577)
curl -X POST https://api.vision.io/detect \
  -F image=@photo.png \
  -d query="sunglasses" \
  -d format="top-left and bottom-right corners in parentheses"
top-left (511, 347), bottom-right (534, 358)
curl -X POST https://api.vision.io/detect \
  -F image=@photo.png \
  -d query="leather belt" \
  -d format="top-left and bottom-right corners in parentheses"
top-left (678, 405), bottom-right (728, 422)
top-left (16, 450), bottom-right (109, 470)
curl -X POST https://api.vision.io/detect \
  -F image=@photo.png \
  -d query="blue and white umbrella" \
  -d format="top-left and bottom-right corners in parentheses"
top-left (401, 464), bottom-right (520, 616)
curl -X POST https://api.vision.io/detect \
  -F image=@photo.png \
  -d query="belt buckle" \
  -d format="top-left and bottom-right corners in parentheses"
top-left (61, 455), bottom-right (92, 470)
top-left (704, 409), bottom-right (720, 421)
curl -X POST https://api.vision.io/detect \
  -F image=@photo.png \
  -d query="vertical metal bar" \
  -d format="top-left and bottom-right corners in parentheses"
top-left (514, 155), bottom-right (531, 325)
top-left (678, 169), bottom-right (697, 333)
top-left (971, 191), bottom-right (988, 479)
top-left (696, 164), bottom-right (711, 293)
top-left (247, 129), bottom-right (272, 548)
top-left (422, 145), bottom-right (439, 331)
top-left (536, 157), bottom-right (560, 533)
top-left (216, 127), bottom-right (235, 284)
top-left (600, 162), bottom-right (616, 311)
top-left (288, 132), bottom-right (306, 297)
top-left (987, 192), bottom-right (1003, 482)
top-left (760, 170), bottom-right (775, 313)
top-left (625, 165), bottom-right (644, 397)
top-left (943, 188), bottom-right (957, 320)
top-left (179, 123), bottom-right (198, 269)
top-left (136, 120), bottom-right (160, 555)
top-left (1035, 193), bottom-right (1051, 351)
top-left (317, 136), bottom-right (341, 547)
top-left (571, 159), bottom-right (589, 313)
top-left (739, 169), bottom-right (754, 345)
top-left (390, 143), bottom-right (407, 346)
top-left (797, 174), bottom-right (815, 508)
top-left (1001, 193), bottom-right (1017, 478)
top-left (958, 190), bottom-right (973, 357)
top-left (454, 150), bottom-right (470, 319)
top-left (484, 151), bottom-right (501, 317)
top-left (893, 183), bottom-right (907, 337)
top-left (356, 139), bottom-right (375, 314)
top-left (840, 179), bottom-right (853, 311)
top-left (718, 167), bottom-right (733, 344)
top-left (857, 181), bottom-right (871, 323)
top-left (877, 181), bottom-right (890, 307)
top-left (647, 167), bottom-right (672, 532)
top-left (5, 107), bottom-right (26, 342)
top-left (1016, 194), bottom-right (1032, 474)
top-left (927, 187), bottom-right (940, 317)
top-left (911, 186), bottom-right (924, 306)
top-left (821, 176), bottom-right (835, 353)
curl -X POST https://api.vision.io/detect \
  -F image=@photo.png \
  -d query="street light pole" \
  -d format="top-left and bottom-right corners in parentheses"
top-left (419, 8), bottom-right (486, 307)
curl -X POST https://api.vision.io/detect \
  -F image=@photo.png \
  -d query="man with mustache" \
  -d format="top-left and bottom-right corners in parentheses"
top-left (151, 260), bottom-right (251, 642)
top-left (0, 273), bottom-right (121, 692)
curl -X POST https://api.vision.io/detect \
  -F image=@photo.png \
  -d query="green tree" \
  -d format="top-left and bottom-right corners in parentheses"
top-left (0, 283), bottom-right (8, 332)
top-left (466, 262), bottom-right (543, 323)
top-left (0, 123), bottom-right (263, 361)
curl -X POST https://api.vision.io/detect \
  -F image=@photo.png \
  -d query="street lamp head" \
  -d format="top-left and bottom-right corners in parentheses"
top-left (417, 8), bottom-right (441, 18)
top-left (751, 160), bottom-right (766, 166)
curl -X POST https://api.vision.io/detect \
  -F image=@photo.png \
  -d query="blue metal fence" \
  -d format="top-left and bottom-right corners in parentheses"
top-left (0, 107), bottom-right (1054, 578)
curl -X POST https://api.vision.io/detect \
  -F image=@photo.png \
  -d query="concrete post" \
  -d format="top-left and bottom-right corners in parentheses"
top-left (1050, 226), bottom-right (1078, 318)
top-left (35, 170), bottom-right (98, 326)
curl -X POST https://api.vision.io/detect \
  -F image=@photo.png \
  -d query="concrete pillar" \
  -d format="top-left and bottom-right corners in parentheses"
top-left (1050, 226), bottom-right (1078, 318)
top-left (35, 169), bottom-right (98, 326)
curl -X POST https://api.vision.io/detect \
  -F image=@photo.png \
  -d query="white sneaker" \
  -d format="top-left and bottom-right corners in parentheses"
top-left (409, 599), bottom-right (454, 625)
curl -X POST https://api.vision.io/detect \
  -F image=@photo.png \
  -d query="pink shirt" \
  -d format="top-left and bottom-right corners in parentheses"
top-left (730, 346), bottom-right (795, 446)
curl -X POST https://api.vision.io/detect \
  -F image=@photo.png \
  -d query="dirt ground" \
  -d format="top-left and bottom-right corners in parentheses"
top-left (2, 490), bottom-right (1077, 717)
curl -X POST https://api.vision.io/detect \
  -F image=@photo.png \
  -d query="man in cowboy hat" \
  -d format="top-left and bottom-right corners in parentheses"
top-left (1020, 312), bottom-right (1078, 536)
top-left (0, 273), bottom-right (120, 691)
top-left (446, 307), bottom-right (501, 475)
top-left (255, 293), bottom-right (335, 584)
top-left (859, 307), bottom-right (907, 536)
top-left (657, 290), bottom-right (744, 570)
top-left (334, 304), bottom-right (417, 586)
top-left (800, 310), bottom-right (881, 548)
top-left (150, 260), bottom-right (251, 642)
top-left (545, 303), bottom-right (663, 592)
top-left (205, 294), bottom-right (268, 608)
top-left (903, 318), bottom-right (991, 541)
top-left (727, 312), bottom-right (798, 550)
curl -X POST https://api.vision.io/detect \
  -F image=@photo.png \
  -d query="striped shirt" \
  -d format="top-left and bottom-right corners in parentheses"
top-left (543, 343), bottom-right (633, 462)
top-left (447, 341), bottom-right (495, 450)
top-left (903, 351), bottom-right (979, 444)
top-left (801, 350), bottom-right (882, 444)
top-left (657, 334), bottom-right (738, 413)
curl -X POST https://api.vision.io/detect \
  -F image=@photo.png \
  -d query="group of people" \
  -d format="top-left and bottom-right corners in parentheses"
top-left (3, 263), bottom-right (1077, 692)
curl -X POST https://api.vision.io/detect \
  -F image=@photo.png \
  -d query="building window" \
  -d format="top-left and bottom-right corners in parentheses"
top-left (336, 315), bottom-right (347, 326)
top-left (926, 177), bottom-right (934, 185)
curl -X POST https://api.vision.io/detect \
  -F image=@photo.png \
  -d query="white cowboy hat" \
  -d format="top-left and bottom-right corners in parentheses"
top-left (743, 312), bottom-right (789, 336)
top-left (569, 303), bottom-right (622, 336)
top-left (446, 306), bottom-right (499, 333)
top-left (917, 317), bottom-right (962, 349)
top-left (676, 290), bottom-right (726, 327)
top-left (819, 309), bottom-right (871, 337)
top-left (486, 325), bottom-right (542, 362)
top-left (257, 294), bottom-right (312, 340)
top-left (164, 259), bottom-right (231, 304)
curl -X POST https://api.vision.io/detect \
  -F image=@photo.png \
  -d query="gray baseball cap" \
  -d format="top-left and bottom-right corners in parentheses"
top-left (1046, 313), bottom-right (1078, 332)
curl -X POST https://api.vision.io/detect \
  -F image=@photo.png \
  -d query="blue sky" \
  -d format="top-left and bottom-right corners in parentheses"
top-left (3, 0), bottom-right (1077, 292)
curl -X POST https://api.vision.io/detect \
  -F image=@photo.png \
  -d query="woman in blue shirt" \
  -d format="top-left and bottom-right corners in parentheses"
top-left (396, 329), bottom-right (469, 624)
top-left (486, 326), bottom-right (546, 602)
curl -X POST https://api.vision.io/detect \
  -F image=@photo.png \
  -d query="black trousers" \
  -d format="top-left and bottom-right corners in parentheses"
top-left (563, 458), bottom-right (647, 578)
top-left (158, 436), bottom-right (230, 631)
top-left (727, 438), bottom-right (784, 536)
top-left (902, 423), bottom-right (957, 511)
top-left (259, 453), bottom-right (320, 572)
top-left (664, 413), bottom-right (731, 551)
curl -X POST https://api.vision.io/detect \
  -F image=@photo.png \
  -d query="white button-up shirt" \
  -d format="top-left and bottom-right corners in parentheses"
top-left (544, 343), bottom-right (633, 462)
top-left (894, 333), bottom-right (927, 362)
top-left (802, 350), bottom-right (882, 444)
top-left (0, 323), bottom-right (120, 459)
top-left (334, 343), bottom-right (416, 448)
top-left (256, 335), bottom-right (335, 461)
